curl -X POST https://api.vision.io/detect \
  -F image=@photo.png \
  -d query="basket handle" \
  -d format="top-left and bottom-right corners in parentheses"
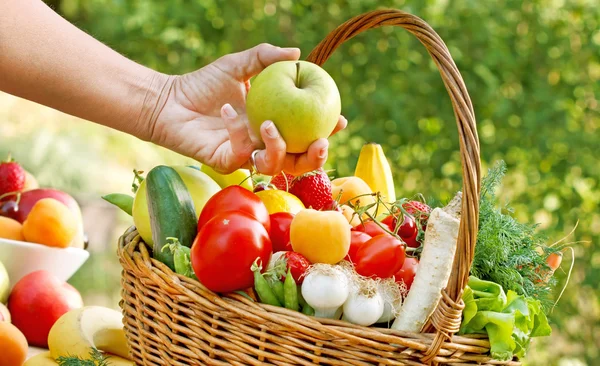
top-left (306, 9), bottom-right (481, 362)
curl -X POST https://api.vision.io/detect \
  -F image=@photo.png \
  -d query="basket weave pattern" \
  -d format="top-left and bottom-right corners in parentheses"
top-left (118, 9), bottom-right (518, 366)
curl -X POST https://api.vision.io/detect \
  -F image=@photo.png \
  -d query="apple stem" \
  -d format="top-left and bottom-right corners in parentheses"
top-left (295, 62), bottom-right (300, 88)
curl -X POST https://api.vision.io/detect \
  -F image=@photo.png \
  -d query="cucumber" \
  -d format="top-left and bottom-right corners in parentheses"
top-left (146, 165), bottom-right (197, 270)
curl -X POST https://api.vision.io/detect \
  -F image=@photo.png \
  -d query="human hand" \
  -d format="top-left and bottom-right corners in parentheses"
top-left (148, 43), bottom-right (347, 176)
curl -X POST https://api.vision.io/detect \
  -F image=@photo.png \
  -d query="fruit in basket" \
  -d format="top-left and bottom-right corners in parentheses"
top-left (145, 166), bottom-right (199, 271)
top-left (198, 164), bottom-right (253, 191)
top-left (354, 143), bottom-right (396, 216)
top-left (0, 155), bottom-right (26, 196)
top-left (191, 211), bottom-right (272, 293)
top-left (197, 185), bottom-right (271, 232)
top-left (246, 60), bottom-right (342, 154)
top-left (289, 169), bottom-right (335, 211)
top-left (255, 189), bottom-right (305, 215)
top-left (8, 270), bottom-right (83, 347)
top-left (22, 198), bottom-right (78, 248)
top-left (269, 212), bottom-right (294, 252)
top-left (0, 216), bottom-right (24, 241)
top-left (345, 231), bottom-right (372, 262)
top-left (394, 257), bottom-right (419, 290)
top-left (270, 172), bottom-right (295, 191)
top-left (330, 176), bottom-right (376, 216)
top-left (0, 304), bottom-right (10, 322)
top-left (132, 165), bottom-right (221, 246)
top-left (290, 209), bottom-right (350, 264)
top-left (353, 220), bottom-right (391, 238)
top-left (2, 189), bottom-right (85, 248)
top-left (0, 321), bottom-right (28, 366)
top-left (48, 306), bottom-right (131, 361)
top-left (0, 261), bottom-right (8, 304)
top-left (339, 204), bottom-right (361, 227)
top-left (354, 234), bottom-right (405, 279)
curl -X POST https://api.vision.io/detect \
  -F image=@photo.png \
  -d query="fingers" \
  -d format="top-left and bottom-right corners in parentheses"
top-left (283, 138), bottom-right (329, 176)
top-left (219, 43), bottom-right (301, 81)
top-left (252, 121), bottom-right (287, 176)
top-left (331, 115), bottom-right (348, 136)
top-left (221, 104), bottom-right (255, 170)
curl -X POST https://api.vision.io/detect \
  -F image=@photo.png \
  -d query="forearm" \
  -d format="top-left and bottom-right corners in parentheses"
top-left (0, 0), bottom-right (172, 141)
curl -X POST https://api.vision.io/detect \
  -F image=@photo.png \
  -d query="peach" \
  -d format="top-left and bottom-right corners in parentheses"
top-left (0, 322), bottom-right (28, 366)
top-left (0, 216), bottom-right (24, 241)
top-left (331, 176), bottom-right (376, 216)
top-left (290, 209), bottom-right (350, 264)
top-left (22, 198), bottom-right (78, 248)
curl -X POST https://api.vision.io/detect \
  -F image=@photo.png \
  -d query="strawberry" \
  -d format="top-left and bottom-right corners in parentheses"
top-left (270, 172), bottom-right (295, 191)
top-left (0, 155), bottom-right (25, 196)
top-left (289, 169), bottom-right (334, 211)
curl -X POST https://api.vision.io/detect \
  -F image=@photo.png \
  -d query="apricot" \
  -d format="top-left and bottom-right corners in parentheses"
top-left (331, 177), bottom-right (376, 216)
top-left (22, 198), bottom-right (78, 248)
top-left (290, 209), bottom-right (350, 264)
top-left (0, 216), bottom-right (25, 241)
top-left (0, 322), bottom-right (28, 366)
top-left (340, 205), bottom-right (362, 227)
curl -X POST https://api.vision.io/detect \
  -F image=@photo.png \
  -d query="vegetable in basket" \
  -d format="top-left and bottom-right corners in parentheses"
top-left (392, 191), bottom-right (462, 332)
top-left (459, 276), bottom-right (551, 361)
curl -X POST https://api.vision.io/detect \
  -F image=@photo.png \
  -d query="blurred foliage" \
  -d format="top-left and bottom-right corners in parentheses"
top-left (2, 0), bottom-right (598, 364)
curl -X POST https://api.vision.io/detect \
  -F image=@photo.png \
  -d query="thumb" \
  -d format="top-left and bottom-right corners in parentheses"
top-left (217, 43), bottom-right (301, 81)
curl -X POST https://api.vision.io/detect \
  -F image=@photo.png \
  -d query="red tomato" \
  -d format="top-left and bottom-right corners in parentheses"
top-left (269, 212), bottom-right (294, 252)
top-left (403, 229), bottom-right (420, 248)
top-left (281, 252), bottom-right (311, 285)
top-left (197, 186), bottom-right (270, 232)
top-left (354, 234), bottom-right (405, 279)
top-left (191, 211), bottom-right (272, 293)
top-left (352, 220), bottom-right (391, 237)
top-left (394, 257), bottom-right (419, 290)
top-left (345, 231), bottom-right (372, 262)
top-left (382, 214), bottom-right (417, 239)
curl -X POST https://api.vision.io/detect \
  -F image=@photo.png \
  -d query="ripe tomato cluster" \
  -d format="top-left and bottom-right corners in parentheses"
top-left (190, 186), bottom-right (311, 293)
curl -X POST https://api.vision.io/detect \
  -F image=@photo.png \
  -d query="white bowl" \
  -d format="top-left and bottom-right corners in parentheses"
top-left (0, 238), bottom-right (89, 288)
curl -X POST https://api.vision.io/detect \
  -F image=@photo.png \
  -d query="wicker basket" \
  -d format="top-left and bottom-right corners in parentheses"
top-left (117, 9), bottom-right (518, 366)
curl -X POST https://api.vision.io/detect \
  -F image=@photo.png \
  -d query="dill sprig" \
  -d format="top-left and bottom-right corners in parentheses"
top-left (56, 348), bottom-right (111, 366)
top-left (472, 160), bottom-right (560, 311)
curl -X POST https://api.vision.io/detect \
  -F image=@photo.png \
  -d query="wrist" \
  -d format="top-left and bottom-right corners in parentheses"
top-left (134, 71), bottom-right (178, 143)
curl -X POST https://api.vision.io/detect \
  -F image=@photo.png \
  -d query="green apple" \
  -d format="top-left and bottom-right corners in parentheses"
top-left (0, 260), bottom-right (9, 304)
top-left (132, 166), bottom-right (221, 245)
top-left (246, 60), bottom-right (341, 154)
top-left (198, 165), bottom-right (254, 191)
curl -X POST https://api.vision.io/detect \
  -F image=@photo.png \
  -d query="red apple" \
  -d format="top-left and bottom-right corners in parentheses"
top-left (7, 270), bottom-right (83, 347)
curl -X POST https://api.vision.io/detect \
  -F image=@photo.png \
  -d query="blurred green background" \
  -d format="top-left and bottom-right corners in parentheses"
top-left (1, 0), bottom-right (598, 364)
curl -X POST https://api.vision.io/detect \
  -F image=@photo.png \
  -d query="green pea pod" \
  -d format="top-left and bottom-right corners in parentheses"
top-left (301, 303), bottom-right (315, 316)
top-left (163, 238), bottom-right (196, 279)
top-left (284, 269), bottom-right (299, 311)
top-left (101, 193), bottom-right (134, 216)
top-left (269, 278), bottom-right (285, 305)
top-left (251, 260), bottom-right (282, 307)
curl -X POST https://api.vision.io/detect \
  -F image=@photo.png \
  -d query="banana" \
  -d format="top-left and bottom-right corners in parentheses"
top-left (48, 306), bottom-right (132, 362)
top-left (354, 143), bottom-right (396, 217)
top-left (199, 164), bottom-right (254, 191)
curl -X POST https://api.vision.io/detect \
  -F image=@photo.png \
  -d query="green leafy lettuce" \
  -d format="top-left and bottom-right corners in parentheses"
top-left (460, 276), bottom-right (552, 361)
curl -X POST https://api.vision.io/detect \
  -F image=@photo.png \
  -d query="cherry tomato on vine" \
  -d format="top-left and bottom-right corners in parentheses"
top-left (393, 257), bottom-right (419, 290)
top-left (269, 212), bottom-right (294, 252)
top-left (345, 231), bottom-right (372, 263)
top-left (354, 234), bottom-right (405, 279)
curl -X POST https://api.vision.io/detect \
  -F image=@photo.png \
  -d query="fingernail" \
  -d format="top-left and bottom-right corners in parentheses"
top-left (264, 121), bottom-right (278, 138)
top-left (222, 104), bottom-right (237, 118)
top-left (319, 147), bottom-right (328, 159)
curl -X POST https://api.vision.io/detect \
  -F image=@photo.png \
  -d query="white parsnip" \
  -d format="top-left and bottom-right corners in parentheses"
top-left (391, 192), bottom-right (462, 332)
